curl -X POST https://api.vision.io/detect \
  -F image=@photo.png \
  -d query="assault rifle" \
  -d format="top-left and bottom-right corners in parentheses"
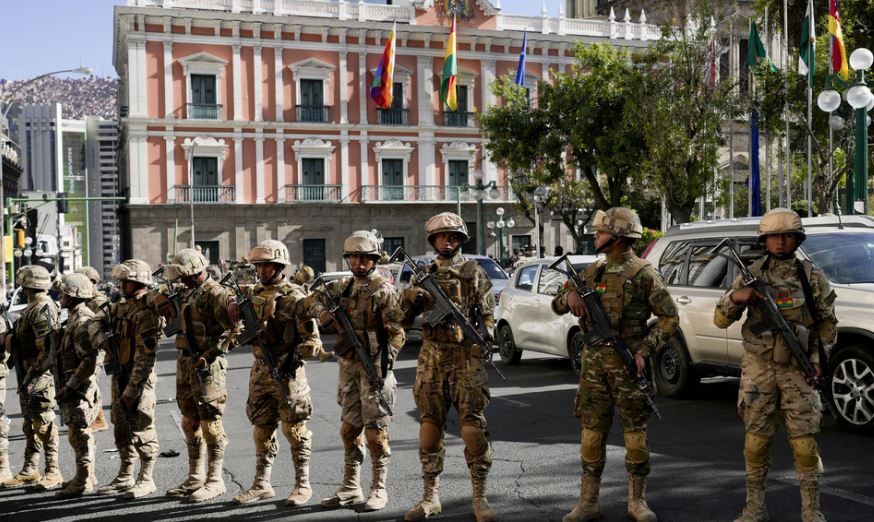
top-left (41, 304), bottom-right (64, 426)
top-left (388, 247), bottom-right (507, 382)
top-left (548, 254), bottom-right (662, 420)
top-left (152, 266), bottom-right (181, 337)
top-left (311, 276), bottom-right (393, 416)
top-left (714, 238), bottom-right (839, 419)
top-left (181, 305), bottom-right (209, 399)
top-left (220, 271), bottom-right (293, 406)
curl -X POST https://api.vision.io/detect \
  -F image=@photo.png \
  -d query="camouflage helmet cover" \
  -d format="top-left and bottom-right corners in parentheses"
top-left (425, 212), bottom-right (469, 245)
top-left (343, 231), bottom-right (381, 258)
top-left (76, 266), bottom-right (102, 284)
top-left (169, 248), bottom-right (209, 278)
top-left (111, 259), bottom-right (153, 285)
top-left (59, 273), bottom-right (95, 299)
top-left (294, 265), bottom-right (315, 285)
top-left (248, 239), bottom-right (290, 266)
top-left (16, 265), bottom-right (52, 290)
top-left (592, 207), bottom-right (643, 239)
top-left (757, 207), bottom-right (806, 243)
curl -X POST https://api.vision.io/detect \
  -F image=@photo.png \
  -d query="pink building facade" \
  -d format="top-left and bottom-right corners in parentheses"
top-left (114, 0), bottom-right (658, 271)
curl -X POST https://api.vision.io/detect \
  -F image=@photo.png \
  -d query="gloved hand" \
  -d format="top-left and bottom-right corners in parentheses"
top-left (404, 287), bottom-right (432, 307)
top-left (121, 386), bottom-right (139, 412)
top-left (318, 310), bottom-right (336, 331)
top-left (298, 340), bottom-right (323, 359)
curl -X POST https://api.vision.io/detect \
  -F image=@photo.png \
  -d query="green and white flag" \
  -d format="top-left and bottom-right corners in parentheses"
top-left (799, 0), bottom-right (816, 87)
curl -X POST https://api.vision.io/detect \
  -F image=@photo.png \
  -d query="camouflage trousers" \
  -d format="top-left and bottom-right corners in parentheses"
top-left (175, 353), bottom-right (228, 420)
top-left (60, 378), bottom-right (99, 479)
top-left (16, 371), bottom-right (59, 472)
top-left (0, 375), bottom-right (8, 460)
top-left (412, 340), bottom-right (492, 478)
top-left (337, 355), bottom-right (396, 429)
top-left (738, 351), bottom-right (822, 438)
top-left (575, 344), bottom-right (650, 477)
top-left (110, 371), bottom-right (159, 461)
top-left (94, 350), bottom-right (105, 425)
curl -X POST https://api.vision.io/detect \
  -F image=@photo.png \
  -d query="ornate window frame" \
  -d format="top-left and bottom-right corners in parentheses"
top-left (291, 138), bottom-right (335, 184)
top-left (179, 51), bottom-right (228, 119)
top-left (289, 57), bottom-right (335, 106)
top-left (181, 136), bottom-right (228, 186)
top-left (374, 140), bottom-right (414, 189)
top-left (439, 141), bottom-right (477, 184)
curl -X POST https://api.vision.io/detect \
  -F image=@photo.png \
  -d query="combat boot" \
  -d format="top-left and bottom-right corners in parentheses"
top-left (97, 449), bottom-right (136, 495)
top-left (124, 457), bottom-right (157, 499)
top-left (800, 475), bottom-right (825, 522)
top-left (0, 451), bottom-right (11, 483)
top-left (90, 410), bottom-right (109, 432)
top-left (627, 474), bottom-right (657, 522)
top-left (166, 454), bottom-right (205, 497)
top-left (733, 478), bottom-right (769, 522)
top-left (55, 465), bottom-right (92, 499)
top-left (189, 457), bottom-right (225, 502)
top-left (471, 474), bottom-right (496, 522)
top-left (320, 461), bottom-right (364, 507)
top-left (285, 463), bottom-right (311, 506)
top-left (362, 459), bottom-right (389, 512)
top-left (1, 462), bottom-right (41, 488)
top-left (404, 474), bottom-right (442, 521)
top-left (563, 473), bottom-right (602, 522)
top-left (35, 450), bottom-right (63, 491)
top-left (232, 454), bottom-right (275, 504)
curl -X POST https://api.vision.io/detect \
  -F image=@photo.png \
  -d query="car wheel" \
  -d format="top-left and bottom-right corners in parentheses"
top-left (568, 330), bottom-right (585, 375)
top-left (653, 335), bottom-right (697, 398)
top-left (497, 323), bottom-right (522, 365)
top-left (829, 345), bottom-right (874, 434)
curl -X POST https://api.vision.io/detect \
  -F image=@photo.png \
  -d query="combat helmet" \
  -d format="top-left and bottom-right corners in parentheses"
top-left (169, 248), bottom-right (209, 278)
top-left (111, 259), bottom-right (153, 285)
top-left (425, 212), bottom-right (469, 246)
top-left (16, 265), bottom-right (52, 291)
top-left (343, 231), bottom-right (381, 259)
top-left (591, 207), bottom-right (643, 239)
top-left (757, 207), bottom-right (806, 244)
top-left (294, 265), bottom-right (315, 285)
top-left (59, 273), bottom-right (95, 299)
top-left (76, 266), bottom-right (102, 284)
top-left (248, 240), bottom-right (290, 266)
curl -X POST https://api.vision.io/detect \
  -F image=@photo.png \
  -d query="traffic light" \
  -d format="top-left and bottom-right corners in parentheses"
top-left (57, 192), bottom-right (69, 214)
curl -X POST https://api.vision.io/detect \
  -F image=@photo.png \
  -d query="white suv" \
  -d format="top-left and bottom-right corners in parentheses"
top-left (644, 215), bottom-right (874, 433)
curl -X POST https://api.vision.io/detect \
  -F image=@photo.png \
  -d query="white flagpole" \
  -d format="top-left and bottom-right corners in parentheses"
top-left (765, 7), bottom-right (772, 212)
top-left (784, 0), bottom-right (792, 208)
top-left (806, 0), bottom-right (813, 216)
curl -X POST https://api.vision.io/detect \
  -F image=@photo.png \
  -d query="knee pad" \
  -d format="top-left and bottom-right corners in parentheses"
top-left (581, 429), bottom-right (606, 465)
top-left (253, 425), bottom-right (278, 453)
top-left (282, 421), bottom-right (311, 448)
top-left (181, 416), bottom-right (201, 440)
top-left (340, 422), bottom-right (364, 450)
top-left (460, 424), bottom-right (489, 457)
top-left (420, 422), bottom-right (443, 453)
top-left (623, 431), bottom-right (650, 464)
top-left (789, 436), bottom-right (823, 474)
top-left (743, 432), bottom-right (772, 467)
top-left (365, 427), bottom-right (391, 458)
top-left (200, 419), bottom-right (227, 447)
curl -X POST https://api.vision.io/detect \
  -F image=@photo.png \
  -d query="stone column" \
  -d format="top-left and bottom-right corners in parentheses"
top-left (232, 44), bottom-right (242, 121)
top-left (163, 39), bottom-right (174, 119)
top-left (253, 45), bottom-right (263, 121)
top-left (234, 130), bottom-right (244, 203)
top-left (255, 133), bottom-right (265, 203)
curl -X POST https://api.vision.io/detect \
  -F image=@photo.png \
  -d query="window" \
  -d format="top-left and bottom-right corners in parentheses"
top-left (301, 158), bottom-right (325, 200)
top-left (192, 157), bottom-right (219, 202)
top-left (512, 235), bottom-right (531, 253)
top-left (447, 160), bottom-right (468, 187)
top-left (381, 159), bottom-right (404, 201)
top-left (298, 79), bottom-right (327, 122)
top-left (515, 265), bottom-right (538, 292)
top-left (383, 236), bottom-right (404, 256)
top-left (445, 85), bottom-right (470, 126)
top-left (537, 267), bottom-right (564, 295)
top-left (658, 240), bottom-right (690, 286)
top-left (803, 231), bottom-right (874, 284)
top-left (739, 39), bottom-right (750, 94)
top-left (687, 242), bottom-right (730, 288)
top-left (190, 74), bottom-right (219, 119)
top-left (378, 82), bottom-right (409, 125)
top-left (195, 240), bottom-right (219, 265)
top-left (303, 239), bottom-right (326, 275)
top-left (180, 51), bottom-right (227, 120)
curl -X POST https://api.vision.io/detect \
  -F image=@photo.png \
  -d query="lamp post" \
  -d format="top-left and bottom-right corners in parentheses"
top-left (817, 48), bottom-right (874, 215)
top-left (495, 207), bottom-right (515, 267)
top-left (532, 186), bottom-right (550, 258)
top-left (1, 66), bottom-right (92, 301)
top-left (459, 170), bottom-right (500, 255)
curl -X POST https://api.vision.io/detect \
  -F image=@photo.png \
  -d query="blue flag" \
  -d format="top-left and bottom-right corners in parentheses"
top-left (749, 109), bottom-right (762, 217)
top-left (515, 31), bottom-right (527, 86)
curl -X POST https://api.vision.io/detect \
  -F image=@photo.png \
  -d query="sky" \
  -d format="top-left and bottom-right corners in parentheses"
top-left (0, 0), bottom-right (554, 81)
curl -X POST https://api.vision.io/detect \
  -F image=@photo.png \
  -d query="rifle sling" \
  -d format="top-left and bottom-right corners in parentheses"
top-left (795, 259), bottom-right (828, 367)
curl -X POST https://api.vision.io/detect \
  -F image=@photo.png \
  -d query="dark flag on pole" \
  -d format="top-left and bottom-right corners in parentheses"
top-left (749, 109), bottom-right (763, 217)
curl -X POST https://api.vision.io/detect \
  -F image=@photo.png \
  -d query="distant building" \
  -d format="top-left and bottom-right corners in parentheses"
top-left (566, 0), bottom-right (599, 19)
top-left (86, 117), bottom-right (122, 277)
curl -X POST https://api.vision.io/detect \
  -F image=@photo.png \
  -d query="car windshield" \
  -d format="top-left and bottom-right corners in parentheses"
top-left (803, 231), bottom-right (874, 284)
top-left (475, 258), bottom-right (509, 280)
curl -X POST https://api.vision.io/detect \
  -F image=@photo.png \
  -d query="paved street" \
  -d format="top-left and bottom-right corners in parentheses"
top-left (2, 337), bottom-right (873, 521)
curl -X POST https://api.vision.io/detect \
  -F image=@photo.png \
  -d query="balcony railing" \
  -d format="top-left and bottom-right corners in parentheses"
top-left (296, 105), bottom-right (330, 123)
top-left (377, 107), bottom-right (409, 125)
top-left (442, 111), bottom-right (475, 127)
top-left (283, 184), bottom-right (343, 202)
top-left (359, 185), bottom-right (513, 203)
top-left (187, 103), bottom-right (223, 120)
top-left (173, 185), bottom-right (235, 203)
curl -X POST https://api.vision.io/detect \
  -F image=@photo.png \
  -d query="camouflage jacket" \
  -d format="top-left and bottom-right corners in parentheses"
top-left (59, 301), bottom-right (98, 394)
top-left (0, 312), bottom-right (8, 377)
top-left (242, 277), bottom-right (321, 361)
top-left (401, 252), bottom-right (495, 345)
top-left (85, 292), bottom-right (110, 315)
top-left (305, 274), bottom-right (405, 360)
top-left (176, 276), bottom-right (238, 360)
top-left (714, 255), bottom-right (838, 364)
top-left (13, 292), bottom-right (60, 374)
top-left (552, 250), bottom-right (678, 357)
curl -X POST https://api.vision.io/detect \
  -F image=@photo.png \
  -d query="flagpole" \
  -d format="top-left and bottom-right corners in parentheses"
top-left (729, 22), bottom-right (736, 219)
top-left (765, 6), bottom-right (771, 212)
top-left (784, 0), bottom-right (792, 208)
top-left (749, 18), bottom-right (754, 217)
top-left (806, 0), bottom-right (813, 216)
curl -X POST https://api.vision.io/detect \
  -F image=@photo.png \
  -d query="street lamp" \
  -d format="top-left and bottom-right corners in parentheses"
top-left (459, 170), bottom-right (500, 255)
top-left (817, 48), bottom-right (873, 214)
top-left (1, 66), bottom-right (92, 301)
top-left (532, 186), bottom-right (550, 258)
top-left (493, 207), bottom-right (515, 266)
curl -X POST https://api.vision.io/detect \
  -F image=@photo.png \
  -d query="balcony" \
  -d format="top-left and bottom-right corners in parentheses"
top-left (283, 184), bottom-right (343, 202)
top-left (296, 105), bottom-right (330, 123)
top-left (377, 108), bottom-right (409, 125)
top-left (441, 111), bottom-right (475, 127)
top-left (174, 185), bottom-right (235, 203)
top-left (187, 103), bottom-right (223, 120)
top-left (359, 185), bottom-right (513, 203)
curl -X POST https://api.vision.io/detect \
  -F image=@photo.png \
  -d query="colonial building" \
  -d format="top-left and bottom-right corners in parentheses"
top-left (113, 0), bottom-right (659, 272)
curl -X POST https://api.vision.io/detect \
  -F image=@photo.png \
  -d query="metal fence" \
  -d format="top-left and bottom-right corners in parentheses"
top-left (187, 103), bottom-right (223, 120)
top-left (283, 184), bottom-right (343, 202)
top-left (173, 185), bottom-right (235, 203)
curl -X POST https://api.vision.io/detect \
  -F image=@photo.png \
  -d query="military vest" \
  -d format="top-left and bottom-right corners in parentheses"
top-left (581, 255), bottom-right (651, 342)
top-left (176, 277), bottom-right (228, 354)
top-left (336, 274), bottom-right (391, 356)
top-left (59, 302), bottom-right (96, 379)
top-left (13, 293), bottom-right (58, 370)
top-left (250, 278), bottom-right (297, 359)
top-left (422, 258), bottom-right (484, 344)
top-left (107, 296), bottom-right (152, 369)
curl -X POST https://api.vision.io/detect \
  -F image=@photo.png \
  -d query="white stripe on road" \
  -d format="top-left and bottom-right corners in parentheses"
top-left (777, 475), bottom-right (874, 508)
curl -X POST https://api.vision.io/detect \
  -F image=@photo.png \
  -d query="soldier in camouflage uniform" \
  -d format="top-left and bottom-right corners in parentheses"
top-left (304, 231), bottom-right (405, 512)
top-left (1, 265), bottom-right (63, 490)
top-left (232, 239), bottom-right (324, 507)
top-left (164, 248), bottom-right (238, 502)
top-left (553, 208), bottom-right (678, 522)
top-left (90, 259), bottom-right (163, 499)
top-left (0, 298), bottom-right (11, 484)
top-left (53, 274), bottom-right (101, 498)
top-left (76, 266), bottom-right (110, 434)
top-left (401, 212), bottom-right (497, 522)
top-left (714, 208), bottom-right (837, 522)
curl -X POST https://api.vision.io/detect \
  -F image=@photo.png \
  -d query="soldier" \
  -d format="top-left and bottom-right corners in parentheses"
top-left (401, 212), bottom-right (497, 522)
top-left (714, 208), bottom-right (837, 522)
top-left (53, 274), bottom-right (101, 498)
top-left (0, 298), bottom-right (10, 483)
top-left (232, 239), bottom-right (324, 507)
top-left (304, 231), bottom-right (405, 512)
top-left (1, 265), bottom-right (63, 490)
top-left (76, 266), bottom-right (110, 434)
top-left (164, 248), bottom-right (238, 502)
top-left (91, 259), bottom-right (163, 499)
top-left (552, 207), bottom-right (678, 522)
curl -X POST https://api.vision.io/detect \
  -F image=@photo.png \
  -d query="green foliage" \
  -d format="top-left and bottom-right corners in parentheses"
top-left (634, 228), bottom-right (664, 257)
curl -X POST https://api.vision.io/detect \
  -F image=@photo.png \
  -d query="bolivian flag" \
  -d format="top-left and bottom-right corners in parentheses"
top-left (829, 0), bottom-right (849, 80)
top-left (370, 22), bottom-right (396, 109)
top-left (441, 15), bottom-right (458, 111)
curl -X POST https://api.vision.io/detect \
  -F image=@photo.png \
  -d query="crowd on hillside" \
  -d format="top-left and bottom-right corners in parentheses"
top-left (0, 75), bottom-right (118, 121)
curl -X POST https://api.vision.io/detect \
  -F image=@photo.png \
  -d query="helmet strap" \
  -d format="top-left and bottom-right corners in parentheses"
top-left (595, 234), bottom-right (619, 254)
